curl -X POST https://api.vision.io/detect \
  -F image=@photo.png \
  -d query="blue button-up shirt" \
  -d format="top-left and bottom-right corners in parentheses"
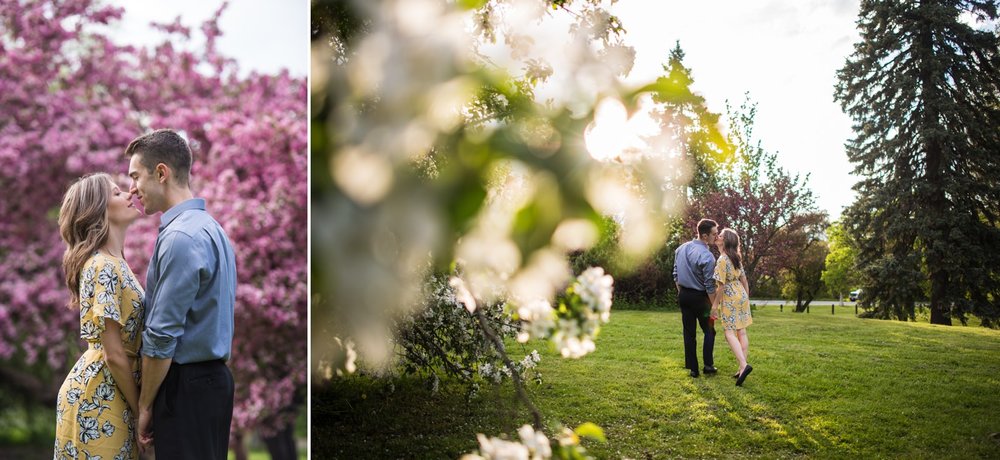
top-left (673, 239), bottom-right (717, 294)
top-left (142, 198), bottom-right (236, 364)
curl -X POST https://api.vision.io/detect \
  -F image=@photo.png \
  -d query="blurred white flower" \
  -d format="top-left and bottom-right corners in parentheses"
top-left (516, 299), bottom-right (555, 343)
top-left (450, 276), bottom-right (478, 313)
top-left (477, 433), bottom-right (531, 460)
top-left (517, 424), bottom-right (552, 459)
top-left (332, 147), bottom-right (395, 206)
top-left (551, 219), bottom-right (598, 252)
top-left (574, 267), bottom-right (614, 321)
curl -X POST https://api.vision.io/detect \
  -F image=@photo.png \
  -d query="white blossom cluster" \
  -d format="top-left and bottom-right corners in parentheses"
top-left (521, 350), bottom-right (541, 369)
top-left (478, 350), bottom-right (541, 384)
top-left (515, 299), bottom-right (556, 343)
top-left (554, 267), bottom-right (614, 358)
top-left (462, 425), bottom-right (552, 460)
top-left (574, 267), bottom-right (614, 322)
top-left (550, 319), bottom-right (597, 359)
top-left (478, 362), bottom-right (509, 383)
top-left (462, 424), bottom-right (595, 460)
top-left (513, 267), bottom-right (614, 358)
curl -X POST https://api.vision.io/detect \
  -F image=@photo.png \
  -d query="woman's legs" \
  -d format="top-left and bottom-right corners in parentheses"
top-left (724, 329), bottom-right (747, 373)
top-left (738, 328), bottom-right (749, 363)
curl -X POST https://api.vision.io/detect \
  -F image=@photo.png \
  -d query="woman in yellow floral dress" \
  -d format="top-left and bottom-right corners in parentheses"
top-left (710, 228), bottom-right (754, 386)
top-left (54, 173), bottom-right (145, 460)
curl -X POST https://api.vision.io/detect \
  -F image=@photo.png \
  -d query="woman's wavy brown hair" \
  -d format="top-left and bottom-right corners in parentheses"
top-left (720, 228), bottom-right (743, 271)
top-left (58, 173), bottom-right (113, 310)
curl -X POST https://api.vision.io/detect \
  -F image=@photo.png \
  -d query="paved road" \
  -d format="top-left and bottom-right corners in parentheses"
top-left (751, 299), bottom-right (857, 307)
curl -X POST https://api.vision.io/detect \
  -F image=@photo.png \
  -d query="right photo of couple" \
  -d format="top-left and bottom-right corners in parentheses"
top-left (309, 0), bottom-right (1000, 459)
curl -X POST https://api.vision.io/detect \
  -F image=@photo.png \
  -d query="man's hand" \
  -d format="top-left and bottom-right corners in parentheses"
top-left (138, 406), bottom-right (154, 452)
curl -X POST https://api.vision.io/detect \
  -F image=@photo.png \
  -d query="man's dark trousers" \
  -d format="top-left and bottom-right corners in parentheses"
top-left (678, 286), bottom-right (715, 372)
top-left (153, 359), bottom-right (235, 459)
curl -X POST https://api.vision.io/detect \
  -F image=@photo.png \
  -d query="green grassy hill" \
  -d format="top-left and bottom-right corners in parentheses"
top-left (314, 308), bottom-right (1000, 459)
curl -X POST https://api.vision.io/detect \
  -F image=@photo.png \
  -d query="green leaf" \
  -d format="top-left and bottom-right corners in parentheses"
top-left (457, 0), bottom-right (488, 10)
top-left (574, 422), bottom-right (606, 442)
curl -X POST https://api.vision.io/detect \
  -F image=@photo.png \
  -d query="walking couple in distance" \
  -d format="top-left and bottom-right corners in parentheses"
top-left (674, 218), bottom-right (754, 386)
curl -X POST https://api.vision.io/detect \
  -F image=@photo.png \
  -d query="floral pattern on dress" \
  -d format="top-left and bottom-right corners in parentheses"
top-left (713, 254), bottom-right (753, 331)
top-left (54, 253), bottom-right (144, 460)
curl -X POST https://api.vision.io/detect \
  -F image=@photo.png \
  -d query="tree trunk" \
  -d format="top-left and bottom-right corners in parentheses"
top-left (929, 272), bottom-right (952, 325)
top-left (917, 15), bottom-right (953, 326)
top-left (0, 365), bottom-right (60, 407)
top-left (231, 431), bottom-right (249, 460)
top-left (263, 417), bottom-right (298, 460)
top-left (794, 286), bottom-right (806, 312)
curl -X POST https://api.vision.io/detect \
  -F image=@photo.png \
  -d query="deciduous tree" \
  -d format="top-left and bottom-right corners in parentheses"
top-left (688, 99), bottom-right (827, 293)
top-left (821, 221), bottom-right (860, 302)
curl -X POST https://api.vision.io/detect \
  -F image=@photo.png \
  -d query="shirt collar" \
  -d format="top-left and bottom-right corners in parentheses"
top-left (159, 198), bottom-right (206, 231)
top-left (692, 238), bottom-right (709, 248)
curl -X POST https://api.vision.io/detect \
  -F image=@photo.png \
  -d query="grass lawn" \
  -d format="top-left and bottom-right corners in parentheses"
top-left (313, 307), bottom-right (1000, 459)
top-left (0, 403), bottom-right (307, 459)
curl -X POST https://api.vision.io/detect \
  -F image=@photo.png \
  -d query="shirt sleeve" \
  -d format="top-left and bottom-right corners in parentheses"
top-left (701, 250), bottom-right (717, 294)
top-left (141, 232), bottom-right (205, 359)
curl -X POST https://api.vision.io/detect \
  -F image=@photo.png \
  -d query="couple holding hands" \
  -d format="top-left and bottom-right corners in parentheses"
top-left (53, 129), bottom-right (236, 460)
top-left (674, 218), bottom-right (754, 386)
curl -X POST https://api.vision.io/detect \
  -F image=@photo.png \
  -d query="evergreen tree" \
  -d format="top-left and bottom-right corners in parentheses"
top-left (835, 0), bottom-right (1000, 326)
top-left (648, 41), bottom-right (734, 200)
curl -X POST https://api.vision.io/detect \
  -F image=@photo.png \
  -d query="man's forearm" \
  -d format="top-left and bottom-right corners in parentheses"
top-left (139, 356), bottom-right (173, 409)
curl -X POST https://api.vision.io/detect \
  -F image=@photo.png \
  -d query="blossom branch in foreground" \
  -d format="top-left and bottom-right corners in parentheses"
top-left (474, 307), bottom-right (544, 430)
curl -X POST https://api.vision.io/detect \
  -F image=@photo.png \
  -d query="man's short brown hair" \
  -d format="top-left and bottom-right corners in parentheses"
top-left (124, 129), bottom-right (192, 186)
top-left (697, 218), bottom-right (718, 237)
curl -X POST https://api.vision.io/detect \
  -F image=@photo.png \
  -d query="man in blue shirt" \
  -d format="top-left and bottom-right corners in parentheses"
top-left (673, 218), bottom-right (718, 378)
top-left (126, 129), bottom-right (237, 459)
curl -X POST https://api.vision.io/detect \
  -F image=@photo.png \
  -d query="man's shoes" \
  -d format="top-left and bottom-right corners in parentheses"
top-left (689, 369), bottom-right (699, 378)
top-left (703, 366), bottom-right (718, 375)
top-left (735, 365), bottom-right (753, 386)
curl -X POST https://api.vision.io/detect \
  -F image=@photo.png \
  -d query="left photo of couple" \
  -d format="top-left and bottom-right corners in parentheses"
top-left (0, 1), bottom-right (308, 459)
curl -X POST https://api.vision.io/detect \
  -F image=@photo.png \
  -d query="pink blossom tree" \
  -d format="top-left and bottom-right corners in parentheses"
top-left (0, 0), bottom-right (306, 455)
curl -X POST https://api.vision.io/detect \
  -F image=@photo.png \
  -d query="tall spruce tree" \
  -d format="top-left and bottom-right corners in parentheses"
top-left (648, 42), bottom-right (734, 200)
top-left (835, 0), bottom-right (1000, 326)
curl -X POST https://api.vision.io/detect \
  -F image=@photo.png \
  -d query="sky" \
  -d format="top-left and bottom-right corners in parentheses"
top-left (103, 0), bottom-right (308, 77)
top-left (612, 0), bottom-right (862, 220)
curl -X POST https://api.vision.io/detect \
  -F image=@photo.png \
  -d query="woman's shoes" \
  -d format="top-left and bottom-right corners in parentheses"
top-left (735, 365), bottom-right (753, 386)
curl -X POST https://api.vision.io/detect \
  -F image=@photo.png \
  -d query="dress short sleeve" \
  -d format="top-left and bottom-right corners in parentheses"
top-left (80, 256), bottom-right (125, 342)
top-left (714, 255), bottom-right (729, 284)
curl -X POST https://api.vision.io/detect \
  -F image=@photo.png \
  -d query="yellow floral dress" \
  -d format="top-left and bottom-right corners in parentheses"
top-left (54, 253), bottom-right (145, 460)
top-left (714, 254), bottom-right (752, 331)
